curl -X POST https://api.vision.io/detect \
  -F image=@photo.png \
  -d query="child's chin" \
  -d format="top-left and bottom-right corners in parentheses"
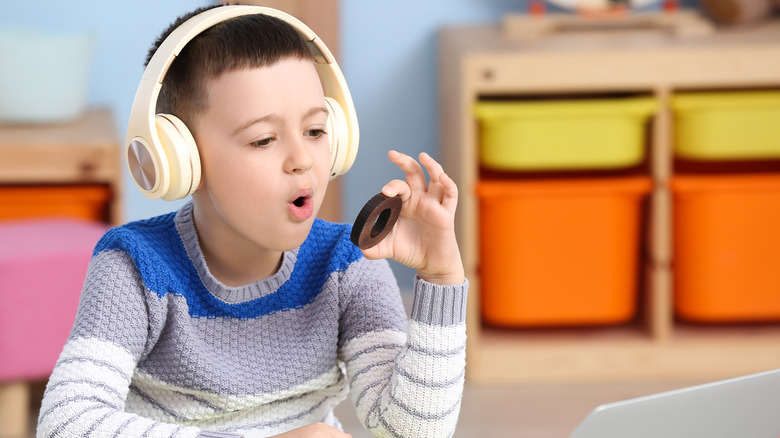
top-left (280, 222), bottom-right (316, 250)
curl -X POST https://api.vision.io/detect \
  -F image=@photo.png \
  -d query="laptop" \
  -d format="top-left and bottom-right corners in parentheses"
top-left (570, 368), bottom-right (780, 437)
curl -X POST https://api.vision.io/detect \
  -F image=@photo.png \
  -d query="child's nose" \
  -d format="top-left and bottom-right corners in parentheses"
top-left (283, 137), bottom-right (314, 174)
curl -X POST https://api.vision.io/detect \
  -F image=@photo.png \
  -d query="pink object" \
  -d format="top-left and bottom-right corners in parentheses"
top-left (0, 218), bottom-right (107, 381)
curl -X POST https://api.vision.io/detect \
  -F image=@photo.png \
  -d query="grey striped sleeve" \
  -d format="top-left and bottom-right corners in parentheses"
top-left (340, 271), bottom-right (468, 438)
top-left (410, 277), bottom-right (469, 326)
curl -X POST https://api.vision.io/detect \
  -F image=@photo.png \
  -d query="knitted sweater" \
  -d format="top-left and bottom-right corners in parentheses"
top-left (38, 202), bottom-right (468, 438)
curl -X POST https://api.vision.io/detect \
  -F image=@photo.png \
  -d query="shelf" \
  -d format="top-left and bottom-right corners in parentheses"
top-left (440, 18), bottom-right (780, 383)
top-left (0, 108), bottom-right (123, 225)
top-left (470, 323), bottom-right (780, 384)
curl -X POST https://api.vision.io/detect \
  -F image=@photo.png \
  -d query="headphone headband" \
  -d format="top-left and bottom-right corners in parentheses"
top-left (126, 5), bottom-right (358, 200)
top-left (144, 7), bottom-right (326, 82)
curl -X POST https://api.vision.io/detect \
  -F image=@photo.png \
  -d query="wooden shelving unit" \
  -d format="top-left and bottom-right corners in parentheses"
top-left (0, 108), bottom-right (123, 225)
top-left (439, 16), bottom-right (780, 384)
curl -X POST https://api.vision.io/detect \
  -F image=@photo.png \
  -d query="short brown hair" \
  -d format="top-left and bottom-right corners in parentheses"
top-left (146, 5), bottom-right (314, 127)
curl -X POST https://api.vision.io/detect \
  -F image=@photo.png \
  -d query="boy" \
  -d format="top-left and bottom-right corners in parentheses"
top-left (38, 5), bottom-right (467, 438)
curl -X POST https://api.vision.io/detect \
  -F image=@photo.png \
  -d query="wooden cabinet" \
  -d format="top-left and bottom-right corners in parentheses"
top-left (0, 108), bottom-right (123, 225)
top-left (439, 18), bottom-right (780, 383)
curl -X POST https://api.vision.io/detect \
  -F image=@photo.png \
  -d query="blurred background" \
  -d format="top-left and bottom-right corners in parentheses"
top-left (2, 0), bottom-right (780, 437)
top-left (0, 0), bottom-right (702, 286)
top-left (1, 0), bottom-right (547, 289)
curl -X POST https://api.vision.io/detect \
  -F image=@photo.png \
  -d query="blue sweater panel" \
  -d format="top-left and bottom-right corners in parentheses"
top-left (93, 213), bottom-right (364, 320)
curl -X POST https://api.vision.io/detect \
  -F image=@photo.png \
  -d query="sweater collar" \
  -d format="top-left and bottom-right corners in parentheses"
top-left (174, 202), bottom-right (297, 304)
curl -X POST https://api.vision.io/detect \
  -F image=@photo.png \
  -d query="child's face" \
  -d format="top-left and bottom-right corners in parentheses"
top-left (191, 58), bottom-right (332, 254)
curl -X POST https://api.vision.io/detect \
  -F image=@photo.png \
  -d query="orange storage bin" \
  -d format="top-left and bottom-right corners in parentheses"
top-left (0, 185), bottom-right (110, 222)
top-left (477, 176), bottom-right (652, 327)
top-left (671, 174), bottom-right (780, 322)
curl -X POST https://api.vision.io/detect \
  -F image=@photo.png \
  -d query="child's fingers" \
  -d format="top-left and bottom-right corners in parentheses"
top-left (388, 150), bottom-right (427, 194)
top-left (418, 152), bottom-right (443, 178)
top-left (384, 151), bottom-right (458, 212)
top-left (439, 171), bottom-right (459, 212)
top-left (419, 152), bottom-right (458, 207)
top-left (381, 178), bottom-right (411, 202)
top-left (418, 152), bottom-right (445, 202)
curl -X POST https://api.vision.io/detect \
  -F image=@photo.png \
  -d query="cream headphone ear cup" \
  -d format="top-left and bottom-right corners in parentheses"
top-left (154, 114), bottom-right (201, 201)
top-left (324, 96), bottom-right (351, 179)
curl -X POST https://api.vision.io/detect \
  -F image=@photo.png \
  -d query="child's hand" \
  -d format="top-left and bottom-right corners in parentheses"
top-left (361, 151), bottom-right (465, 286)
top-left (269, 423), bottom-right (352, 437)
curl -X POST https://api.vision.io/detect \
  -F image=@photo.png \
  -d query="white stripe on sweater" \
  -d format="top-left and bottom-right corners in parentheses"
top-left (40, 339), bottom-right (201, 438)
top-left (128, 366), bottom-right (348, 430)
top-left (341, 324), bottom-right (466, 438)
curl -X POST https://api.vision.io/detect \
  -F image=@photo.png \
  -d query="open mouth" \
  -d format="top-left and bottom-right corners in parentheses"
top-left (288, 190), bottom-right (314, 220)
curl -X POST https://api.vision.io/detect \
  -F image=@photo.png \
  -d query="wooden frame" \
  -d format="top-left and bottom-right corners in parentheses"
top-left (439, 19), bottom-right (780, 383)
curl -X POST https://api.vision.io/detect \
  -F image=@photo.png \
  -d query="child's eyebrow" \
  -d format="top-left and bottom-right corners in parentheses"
top-left (232, 113), bottom-right (283, 136)
top-left (232, 106), bottom-right (329, 136)
top-left (303, 106), bottom-right (329, 121)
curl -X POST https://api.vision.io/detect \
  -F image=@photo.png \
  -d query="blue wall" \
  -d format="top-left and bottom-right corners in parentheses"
top-left (1, 0), bottom-right (694, 287)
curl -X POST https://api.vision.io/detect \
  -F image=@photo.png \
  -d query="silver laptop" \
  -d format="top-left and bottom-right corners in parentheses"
top-left (570, 368), bottom-right (780, 437)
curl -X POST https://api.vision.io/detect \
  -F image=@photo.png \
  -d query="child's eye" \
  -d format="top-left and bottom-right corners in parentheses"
top-left (250, 136), bottom-right (275, 148)
top-left (305, 129), bottom-right (327, 139)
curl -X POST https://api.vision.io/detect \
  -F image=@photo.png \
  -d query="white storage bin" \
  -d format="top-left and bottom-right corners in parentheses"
top-left (0, 28), bottom-right (95, 123)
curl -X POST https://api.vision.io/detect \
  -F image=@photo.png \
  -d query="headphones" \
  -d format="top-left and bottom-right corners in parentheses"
top-left (126, 5), bottom-right (359, 201)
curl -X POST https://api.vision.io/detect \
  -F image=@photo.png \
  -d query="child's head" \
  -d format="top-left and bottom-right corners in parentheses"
top-left (147, 6), bottom-right (314, 131)
top-left (127, 6), bottom-right (360, 271)
top-left (126, 6), bottom-right (358, 204)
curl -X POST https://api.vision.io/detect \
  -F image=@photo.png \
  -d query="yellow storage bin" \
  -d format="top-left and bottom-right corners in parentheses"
top-left (475, 97), bottom-right (657, 171)
top-left (672, 90), bottom-right (780, 160)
